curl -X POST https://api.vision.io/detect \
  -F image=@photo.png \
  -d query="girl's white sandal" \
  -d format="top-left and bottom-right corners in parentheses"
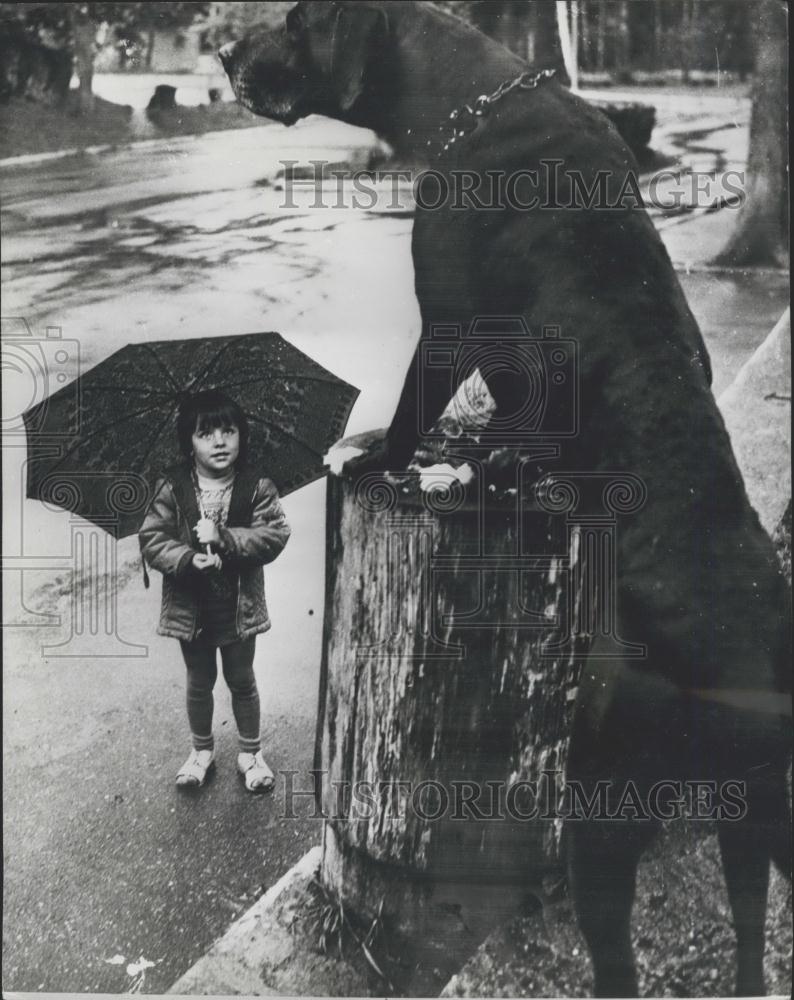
top-left (176, 748), bottom-right (215, 787)
top-left (237, 750), bottom-right (275, 793)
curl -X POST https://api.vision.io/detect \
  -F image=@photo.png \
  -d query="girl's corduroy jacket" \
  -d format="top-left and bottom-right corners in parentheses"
top-left (139, 463), bottom-right (291, 642)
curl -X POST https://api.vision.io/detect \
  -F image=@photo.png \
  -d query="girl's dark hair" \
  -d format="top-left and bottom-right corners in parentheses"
top-left (176, 389), bottom-right (249, 464)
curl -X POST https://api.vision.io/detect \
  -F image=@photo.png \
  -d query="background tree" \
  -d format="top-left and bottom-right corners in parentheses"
top-left (434, 1), bottom-right (756, 83)
top-left (437, 1), bottom-right (569, 82)
top-left (201, 1), bottom-right (294, 48)
top-left (556, 1), bottom-right (579, 88)
top-left (532, 0), bottom-right (569, 81)
top-left (713, 0), bottom-right (788, 267)
top-left (0, 2), bottom-right (208, 112)
top-left (70, 5), bottom-right (99, 112)
top-left (595, 0), bottom-right (606, 71)
top-left (722, 1), bottom-right (754, 81)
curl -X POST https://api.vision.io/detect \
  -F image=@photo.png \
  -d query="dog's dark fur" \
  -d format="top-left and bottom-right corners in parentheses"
top-left (221, 3), bottom-right (791, 995)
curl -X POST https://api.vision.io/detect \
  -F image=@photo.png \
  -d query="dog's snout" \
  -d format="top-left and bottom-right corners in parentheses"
top-left (218, 41), bottom-right (238, 68)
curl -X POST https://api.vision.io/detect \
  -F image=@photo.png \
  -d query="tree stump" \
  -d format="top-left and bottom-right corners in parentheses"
top-left (147, 84), bottom-right (178, 112)
top-left (315, 458), bottom-right (608, 988)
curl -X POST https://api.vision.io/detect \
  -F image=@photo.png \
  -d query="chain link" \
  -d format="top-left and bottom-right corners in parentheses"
top-left (432, 68), bottom-right (556, 158)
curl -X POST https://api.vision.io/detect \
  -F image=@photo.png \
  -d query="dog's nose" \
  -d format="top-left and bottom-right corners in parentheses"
top-left (218, 41), bottom-right (238, 68)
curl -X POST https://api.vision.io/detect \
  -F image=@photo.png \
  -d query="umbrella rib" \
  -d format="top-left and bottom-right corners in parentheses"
top-left (209, 372), bottom-right (354, 393)
top-left (190, 339), bottom-right (237, 394)
top-left (134, 397), bottom-right (184, 479)
top-left (41, 401), bottom-right (177, 472)
top-left (141, 343), bottom-right (181, 393)
top-left (182, 335), bottom-right (350, 395)
top-left (78, 384), bottom-right (176, 401)
top-left (188, 332), bottom-right (297, 393)
top-left (188, 346), bottom-right (351, 394)
top-left (246, 414), bottom-right (325, 458)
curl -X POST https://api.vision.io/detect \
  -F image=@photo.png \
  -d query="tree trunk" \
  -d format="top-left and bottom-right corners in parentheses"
top-left (712, 0), bottom-right (788, 268)
top-left (315, 465), bottom-right (599, 990)
top-left (653, 0), bottom-right (663, 71)
top-left (557, 1), bottom-right (580, 89)
top-left (681, 0), bottom-right (692, 83)
top-left (470, 0), bottom-right (531, 61)
top-left (690, 0), bottom-right (702, 76)
top-left (580, 0), bottom-right (590, 72)
top-left (596, 0), bottom-right (607, 72)
top-left (615, 0), bottom-right (630, 78)
top-left (729, 1), bottom-right (753, 82)
top-left (532, 0), bottom-right (571, 85)
top-left (71, 7), bottom-right (96, 114)
top-left (570, 1), bottom-right (579, 82)
top-left (146, 27), bottom-right (156, 70)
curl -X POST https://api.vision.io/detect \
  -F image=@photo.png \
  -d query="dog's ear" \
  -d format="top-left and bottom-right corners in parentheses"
top-left (328, 3), bottom-right (389, 112)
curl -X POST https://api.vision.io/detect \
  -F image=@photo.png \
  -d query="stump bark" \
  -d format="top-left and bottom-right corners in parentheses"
top-left (315, 461), bottom-right (595, 988)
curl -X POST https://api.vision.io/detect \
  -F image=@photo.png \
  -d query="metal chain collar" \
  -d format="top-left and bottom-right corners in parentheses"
top-left (433, 68), bottom-right (557, 158)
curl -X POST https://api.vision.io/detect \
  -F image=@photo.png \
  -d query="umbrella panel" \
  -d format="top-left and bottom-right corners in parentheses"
top-left (24, 332), bottom-right (359, 537)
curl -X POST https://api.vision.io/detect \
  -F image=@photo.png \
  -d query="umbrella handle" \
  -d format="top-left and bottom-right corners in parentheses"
top-left (194, 496), bottom-right (218, 561)
top-left (195, 500), bottom-right (213, 557)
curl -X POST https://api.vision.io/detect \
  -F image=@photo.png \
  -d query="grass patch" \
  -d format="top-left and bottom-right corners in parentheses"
top-left (1, 91), bottom-right (265, 159)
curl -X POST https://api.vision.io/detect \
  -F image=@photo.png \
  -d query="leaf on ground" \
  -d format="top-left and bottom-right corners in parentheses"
top-left (126, 956), bottom-right (157, 976)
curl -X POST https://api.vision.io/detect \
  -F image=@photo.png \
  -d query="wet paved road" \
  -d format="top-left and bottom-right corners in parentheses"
top-left (2, 116), bottom-right (416, 994)
top-left (2, 99), bottom-right (788, 993)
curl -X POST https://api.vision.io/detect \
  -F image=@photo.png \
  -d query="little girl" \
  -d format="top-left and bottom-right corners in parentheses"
top-left (139, 389), bottom-right (291, 791)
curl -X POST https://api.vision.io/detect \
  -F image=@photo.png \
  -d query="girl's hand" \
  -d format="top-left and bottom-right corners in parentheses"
top-left (195, 518), bottom-right (221, 545)
top-left (192, 552), bottom-right (223, 572)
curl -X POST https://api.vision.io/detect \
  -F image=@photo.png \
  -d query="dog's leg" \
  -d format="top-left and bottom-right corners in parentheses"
top-left (567, 817), bottom-right (648, 997)
top-left (718, 763), bottom-right (791, 996)
top-left (565, 660), bottom-right (642, 999)
top-left (565, 632), bottom-right (670, 997)
top-left (718, 818), bottom-right (770, 996)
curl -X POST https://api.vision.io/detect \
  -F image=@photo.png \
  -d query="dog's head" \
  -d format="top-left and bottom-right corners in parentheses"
top-left (219, 0), bottom-right (390, 126)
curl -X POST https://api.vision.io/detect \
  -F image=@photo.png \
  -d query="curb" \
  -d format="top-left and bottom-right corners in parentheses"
top-left (717, 307), bottom-right (791, 536)
top-left (0, 125), bottom-right (275, 169)
top-left (0, 147), bottom-right (97, 168)
top-left (168, 847), bottom-right (321, 996)
top-left (167, 846), bottom-right (369, 997)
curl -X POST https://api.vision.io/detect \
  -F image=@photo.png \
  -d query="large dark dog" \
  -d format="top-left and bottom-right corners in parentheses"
top-left (221, 3), bottom-right (791, 995)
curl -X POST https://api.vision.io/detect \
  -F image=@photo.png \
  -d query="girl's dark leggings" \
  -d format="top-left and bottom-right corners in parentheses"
top-left (179, 637), bottom-right (260, 754)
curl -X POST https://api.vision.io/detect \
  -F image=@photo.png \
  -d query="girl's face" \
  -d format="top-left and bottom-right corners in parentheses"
top-left (191, 420), bottom-right (240, 477)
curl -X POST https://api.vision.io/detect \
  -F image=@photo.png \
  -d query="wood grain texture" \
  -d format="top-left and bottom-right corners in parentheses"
top-left (316, 469), bottom-right (591, 973)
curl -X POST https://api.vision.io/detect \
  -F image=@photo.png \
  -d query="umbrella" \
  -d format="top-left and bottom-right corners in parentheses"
top-left (24, 331), bottom-right (359, 537)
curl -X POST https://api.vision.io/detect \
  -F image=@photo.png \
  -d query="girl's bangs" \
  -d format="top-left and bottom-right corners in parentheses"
top-left (194, 403), bottom-right (239, 433)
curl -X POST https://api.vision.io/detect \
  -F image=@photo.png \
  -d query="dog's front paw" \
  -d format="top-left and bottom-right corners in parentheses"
top-left (325, 429), bottom-right (394, 479)
top-left (325, 444), bottom-right (368, 476)
top-left (415, 461), bottom-right (476, 494)
top-left (342, 442), bottom-right (392, 478)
